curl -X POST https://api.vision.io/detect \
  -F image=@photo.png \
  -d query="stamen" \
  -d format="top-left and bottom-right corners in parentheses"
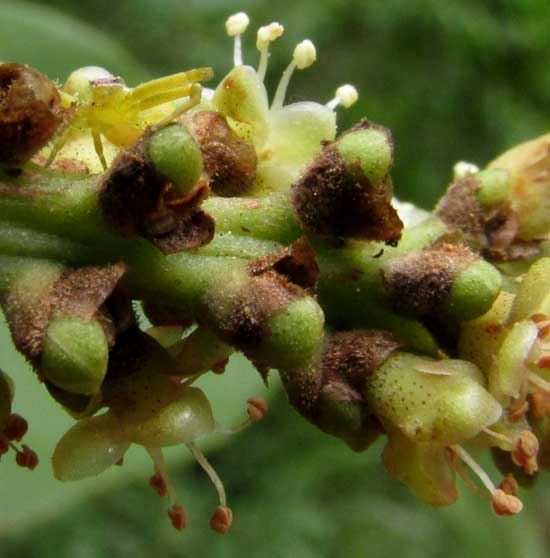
top-left (256, 22), bottom-right (284, 81)
top-left (453, 445), bottom-right (496, 495)
top-left (271, 39), bottom-right (317, 110)
top-left (14, 444), bottom-right (38, 470)
top-left (168, 504), bottom-right (187, 531)
top-left (492, 489), bottom-right (523, 516)
top-left (498, 474), bottom-right (519, 496)
top-left (508, 400), bottom-right (529, 422)
top-left (538, 323), bottom-right (550, 339)
top-left (452, 445), bottom-right (523, 515)
top-left (226, 12), bottom-right (250, 67)
top-left (537, 355), bottom-right (550, 369)
top-left (531, 313), bottom-right (548, 324)
top-left (219, 397), bottom-right (268, 435)
top-left (453, 161), bottom-right (480, 179)
top-left (511, 430), bottom-right (539, 475)
top-left (0, 435), bottom-right (9, 455)
top-left (482, 427), bottom-right (515, 448)
top-left (247, 397), bottom-right (268, 422)
top-left (210, 505), bottom-right (233, 535)
top-left (150, 468), bottom-right (167, 497)
top-left (145, 447), bottom-right (179, 506)
top-left (528, 370), bottom-right (550, 391)
top-left (528, 391), bottom-right (550, 419)
top-left (187, 442), bottom-right (227, 507)
top-left (326, 84), bottom-right (359, 110)
top-left (4, 413), bottom-right (28, 442)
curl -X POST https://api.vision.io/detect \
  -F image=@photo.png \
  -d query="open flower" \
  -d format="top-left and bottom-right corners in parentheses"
top-left (52, 329), bottom-right (266, 534)
top-left (207, 13), bottom-right (359, 195)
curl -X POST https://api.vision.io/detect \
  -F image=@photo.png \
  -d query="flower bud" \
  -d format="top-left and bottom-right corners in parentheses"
top-left (489, 134), bottom-right (550, 239)
top-left (442, 258), bottom-right (502, 321)
top-left (474, 169), bottom-right (510, 209)
top-left (148, 124), bottom-right (203, 197)
top-left (40, 316), bottom-right (109, 395)
top-left (291, 120), bottom-right (402, 243)
top-left (337, 127), bottom-right (393, 185)
top-left (254, 296), bottom-right (324, 371)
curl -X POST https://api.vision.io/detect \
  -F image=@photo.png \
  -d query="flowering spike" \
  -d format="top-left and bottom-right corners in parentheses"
top-left (256, 22), bottom-right (284, 81)
top-left (225, 12), bottom-right (250, 67)
top-left (271, 39), bottom-right (317, 110)
top-left (326, 84), bottom-right (359, 110)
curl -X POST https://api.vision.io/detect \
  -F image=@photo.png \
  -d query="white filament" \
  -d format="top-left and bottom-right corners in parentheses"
top-left (326, 84), bottom-right (359, 110)
top-left (226, 12), bottom-right (250, 66)
top-left (256, 22), bottom-right (284, 81)
top-left (271, 39), bottom-right (317, 110)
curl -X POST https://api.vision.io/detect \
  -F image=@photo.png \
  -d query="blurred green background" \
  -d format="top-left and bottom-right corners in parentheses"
top-left (1, 0), bottom-right (550, 556)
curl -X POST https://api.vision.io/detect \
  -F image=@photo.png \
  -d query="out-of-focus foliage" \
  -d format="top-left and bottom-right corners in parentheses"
top-left (0, 1), bottom-right (148, 84)
top-left (3, 394), bottom-right (550, 558)
top-left (1, 1), bottom-right (550, 556)
top-left (33, 0), bottom-right (550, 206)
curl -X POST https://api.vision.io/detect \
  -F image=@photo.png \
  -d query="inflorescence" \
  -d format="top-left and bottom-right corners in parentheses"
top-left (0, 11), bottom-right (549, 533)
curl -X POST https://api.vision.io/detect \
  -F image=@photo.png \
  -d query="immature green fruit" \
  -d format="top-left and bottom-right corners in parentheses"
top-left (337, 127), bottom-right (393, 185)
top-left (40, 316), bottom-right (109, 395)
top-left (364, 352), bottom-right (502, 445)
top-left (148, 124), bottom-right (203, 196)
top-left (52, 412), bottom-right (130, 481)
